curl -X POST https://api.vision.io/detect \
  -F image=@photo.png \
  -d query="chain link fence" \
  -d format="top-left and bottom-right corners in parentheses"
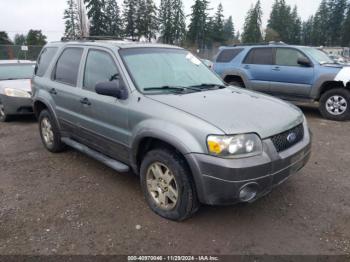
top-left (0, 45), bottom-right (43, 61)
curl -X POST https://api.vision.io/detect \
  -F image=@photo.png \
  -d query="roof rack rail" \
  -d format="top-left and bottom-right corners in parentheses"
top-left (230, 41), bottom-right (287, 47)
top-left (60, 36), bottom-right (138, 42)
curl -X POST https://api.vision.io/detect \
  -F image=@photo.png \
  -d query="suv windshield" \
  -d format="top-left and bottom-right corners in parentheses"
top-left (300, 47), bottom-right (334, 65)
top-left (0, 64), bottom-right (35, 80)
top-left (119, 48), bottom-right (224, 93)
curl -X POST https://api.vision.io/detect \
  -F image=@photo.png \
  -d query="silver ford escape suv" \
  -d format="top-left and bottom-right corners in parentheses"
top-left (32, 40), bottom-right (312, 221)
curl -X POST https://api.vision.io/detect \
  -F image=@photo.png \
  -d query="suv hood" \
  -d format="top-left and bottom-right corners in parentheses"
top-left (147, 88), bottom-right (303, 139)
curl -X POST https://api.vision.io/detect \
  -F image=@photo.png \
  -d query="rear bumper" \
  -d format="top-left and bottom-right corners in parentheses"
top-left (0, 94), bottom-right (33, 115)
top-left (186, 123), bottom-right (312, 205)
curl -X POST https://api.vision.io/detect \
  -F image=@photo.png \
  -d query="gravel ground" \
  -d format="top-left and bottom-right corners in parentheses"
top-left (0, 107), bottom-right (349, 256)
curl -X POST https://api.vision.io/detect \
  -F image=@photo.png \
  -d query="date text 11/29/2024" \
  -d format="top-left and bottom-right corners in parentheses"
top-left (127, 256), bottom-right (219, 261)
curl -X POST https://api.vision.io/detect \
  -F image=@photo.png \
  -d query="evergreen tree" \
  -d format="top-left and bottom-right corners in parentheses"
top-left (328, 0), bottom-right (347, 45)
top-left (26, 30), bottom-right (47, 46)
top-left (172, 0), bottom-right (186, 45)
top-left (64, 0), bottom-right (82, 39)
top-left (301, 16), bottom-right (314, 45)
top-left (159, 0), bottom-right (173, 43)
top-left (187, 0), bottom-right (210, 48)
top-left (312, 0), bottom-right (330, 46)
top-left (223, 16), bottom-right (235, 43)
top-left (104, 0), bottom-right (123, 37)
top-left (342, 3), bottom-right (350, 46)
top-left (211, 3), bottom-right (225, 43)
top-left (242, 1), bottom-right (263, 43)
top-left (123, 0), bottom-right (138, 39)
top-left (84, 0), bottom-right (106, 36)
top-left (14, 34), bottom-right (27, 45)
top-left (290, 6), bottom-right (302, 44)
top-left (136, 0), bottom-right (158, 41)
top-left (0, 32), bottom-right (13, 45)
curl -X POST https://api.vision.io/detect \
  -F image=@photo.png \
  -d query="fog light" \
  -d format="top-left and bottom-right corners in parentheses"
top-left (239, 184), bottom-right (258, 202)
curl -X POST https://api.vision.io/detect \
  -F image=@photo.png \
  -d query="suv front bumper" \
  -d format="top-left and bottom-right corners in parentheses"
top-left (0, 94), bottom-right (33, 115)
top-left (186, 124), bottom-right (312, 205)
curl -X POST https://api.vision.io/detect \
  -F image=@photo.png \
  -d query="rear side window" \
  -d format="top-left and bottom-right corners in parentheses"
top-left (83, 50), bottom-right (119, 92)
top-left (36, 47), bottom-right (58, 77)
top-left (54, 48), bottom-right (83, 86)
top-left (244, 48), bottom-right (273, 65)
top-left (276, 48), bottom-right (309, 67)
top-left (216, 49), bottom-right (243, 63)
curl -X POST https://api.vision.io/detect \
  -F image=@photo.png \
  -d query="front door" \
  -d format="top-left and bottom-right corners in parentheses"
top-left (77, 48), bottom-right (130, 163)
top-left (269, 47), bottom-right (314, 98)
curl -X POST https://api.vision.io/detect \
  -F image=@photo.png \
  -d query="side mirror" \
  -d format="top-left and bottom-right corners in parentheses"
top-left (297, 57), bottom-right (311, 67)
top-left (95, 81), bottom-right (128, 100)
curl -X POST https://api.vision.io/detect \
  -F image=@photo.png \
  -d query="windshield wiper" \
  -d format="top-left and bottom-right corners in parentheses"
top-left (188, 83), bottom-right (227, 90)
top-left (144, 85), bottom-right (209, 93)
top-left (144, 86), bottom-right (188, 93)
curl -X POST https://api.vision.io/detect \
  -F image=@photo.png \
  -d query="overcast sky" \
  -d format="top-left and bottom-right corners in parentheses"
top-left (0, 0), bottom-right (322, 42)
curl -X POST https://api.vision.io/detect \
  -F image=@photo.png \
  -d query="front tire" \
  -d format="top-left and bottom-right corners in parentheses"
top-left (140, 149), bottom-right (199, 221)
top-left (38, 110), bottom-right (66, 152)
top-left (0, 101), bottom-right (11, 122)
top-left (319, 88), bottom-right (350, 121)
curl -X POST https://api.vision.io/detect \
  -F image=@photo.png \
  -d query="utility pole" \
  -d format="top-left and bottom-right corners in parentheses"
top-left (76, 0), bottom-right (90, 37)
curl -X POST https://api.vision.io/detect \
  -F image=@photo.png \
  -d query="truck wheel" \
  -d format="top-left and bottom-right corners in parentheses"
top-left (140, 149), bottom-right (199, 221)
top-left (38, 110), bottom-right (66, 152)
top-left (228, 80), bottom-right (245, 88)
top-left (0, 102), bottom-right (11, 122)
top-left (319, 88), bottom-right (350, 121)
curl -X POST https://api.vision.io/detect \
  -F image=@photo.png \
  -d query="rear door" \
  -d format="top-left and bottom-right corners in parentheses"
top-left (269, 47), bottom-right (314, 98)
top-left (241, 47), bottom-right (274, 92)
top-left (50, 47), bottom-right (85, 135)
top-left (77, 48), bottom-right (130, 163)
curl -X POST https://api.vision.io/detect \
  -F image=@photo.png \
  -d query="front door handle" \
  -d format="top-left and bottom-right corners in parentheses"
top-left (49, 88), bottom-right (57, 95)
top-left (80, 97), bottom-right (91, 106)
top-left (244, 65), bottom-right (250, 69)
top-left (272, 66), bottom-right (281, 71)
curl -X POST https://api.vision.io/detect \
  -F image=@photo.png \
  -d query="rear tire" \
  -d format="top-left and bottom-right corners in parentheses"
top-left (140, 148), bottom-right (199, 221)
top-left (0, 102), bottom-right (11, 122)
top-left (38, 110), bottom-right (66, 152)
top-left (319, 88), bottom-right (350, 121)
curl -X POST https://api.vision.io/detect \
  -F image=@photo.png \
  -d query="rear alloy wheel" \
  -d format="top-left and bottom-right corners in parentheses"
top-left (140, 149), bottom-right (199, 221)
top-left (319, 88), bottom-right (350, 121)
top-left (0, 102), bottom-right (10, 122)
top-left (38, 110), bottom-right (66, 152)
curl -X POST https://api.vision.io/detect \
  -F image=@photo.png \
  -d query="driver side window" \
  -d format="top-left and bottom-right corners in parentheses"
top-left (275, 48), bottom-right (309, 67)
top-left (83, 49), bottom-right (119, 92)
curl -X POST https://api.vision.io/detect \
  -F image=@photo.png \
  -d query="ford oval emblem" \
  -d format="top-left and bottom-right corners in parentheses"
top-left (287, 132), bottom-right (297, 143)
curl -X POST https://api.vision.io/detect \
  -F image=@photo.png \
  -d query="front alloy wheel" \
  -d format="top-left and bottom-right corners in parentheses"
top-left (146, 162), bottom-right (179, 211)
top-left (140, 149), bottom-right (199, 221)
top-left (319, 88), bottom-right (350, 121)
top-left (41, 117), bottom-right (55, 147)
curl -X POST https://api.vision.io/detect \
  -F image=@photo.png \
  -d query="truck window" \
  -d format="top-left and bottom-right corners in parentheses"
top-left (216, 49), bottom-right (244, 63)
top-left (244, 48), bottom-right (273, 65)
top-left (36, 47), bottom-right (58, 77)
top-left (53, 48), bottom-right (83, 86)
top-left (276, 48), bottom-right (309, 67)
top-left (83, 50), bottom-right (119, 92)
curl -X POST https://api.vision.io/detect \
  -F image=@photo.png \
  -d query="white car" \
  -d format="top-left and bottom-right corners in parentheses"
top-left (0, 60), bottom-right (35, 122)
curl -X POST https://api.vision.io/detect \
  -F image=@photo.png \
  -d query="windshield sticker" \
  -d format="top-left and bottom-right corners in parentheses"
top-left (186, 53), bottom-right (201, 66)
top-left (334, 67), bottom-right (350, 85)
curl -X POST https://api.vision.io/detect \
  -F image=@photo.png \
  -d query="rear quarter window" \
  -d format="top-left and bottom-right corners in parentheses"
top-left (35, 47), bottom-right (58, 77)
top-left (243, 48), bottom-right (273, 65)
top-left (216, 49), bottom-right (244, 63)
top-left (53, 47), bottom-right (83, 86)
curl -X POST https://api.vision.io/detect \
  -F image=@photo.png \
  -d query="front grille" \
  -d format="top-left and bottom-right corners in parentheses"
top-left (271, 124), bottom-right (304, 152)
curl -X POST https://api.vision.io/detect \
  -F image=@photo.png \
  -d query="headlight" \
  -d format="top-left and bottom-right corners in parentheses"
top-left (4, 88), bottom-right (31, 98)
top-left (207, 134), bottom-right (262, 158)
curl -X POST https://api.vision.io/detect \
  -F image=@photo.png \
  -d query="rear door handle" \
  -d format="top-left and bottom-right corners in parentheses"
top-left (80, 97), bottom-right (91, 106)
top-left (272, 66), bottom-right (281, 71)
top-left (49, 88), bottom-right (57, 95)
